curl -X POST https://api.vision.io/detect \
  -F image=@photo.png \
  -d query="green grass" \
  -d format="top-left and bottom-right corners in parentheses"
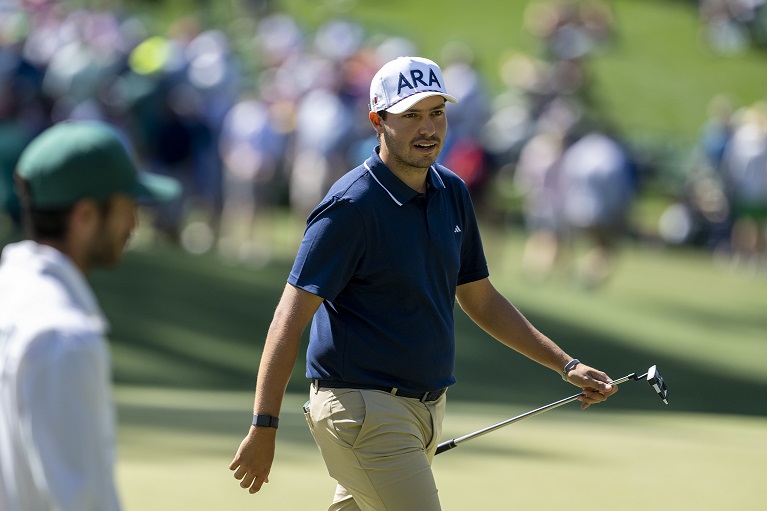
top-left (92, 218), bottom-right (767, 416)
top-left (72, 213), bottom-right (767, 510)
top-left (114, 388), bottom-right (767, 510)
top-left (589, 0), bottom-right (767, 145)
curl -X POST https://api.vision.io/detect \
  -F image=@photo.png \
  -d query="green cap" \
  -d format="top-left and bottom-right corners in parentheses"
top-left (16, 120), bottom-right (181, 208)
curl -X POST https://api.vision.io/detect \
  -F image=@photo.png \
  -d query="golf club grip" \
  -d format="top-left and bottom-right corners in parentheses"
top-left (435, 440), bottom-right (456, 455)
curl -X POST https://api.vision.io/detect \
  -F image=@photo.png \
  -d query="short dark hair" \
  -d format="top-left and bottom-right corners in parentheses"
top-left (374, 110), bottom-right (388, 142)
top-left (15, 174), bottom-right (112, 241)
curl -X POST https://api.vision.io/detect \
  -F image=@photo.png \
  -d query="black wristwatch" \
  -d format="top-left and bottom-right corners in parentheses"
top-left (252, 414), bottom-right (279, 429)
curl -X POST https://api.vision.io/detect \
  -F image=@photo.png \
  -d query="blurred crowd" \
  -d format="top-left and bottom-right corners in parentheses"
top-left (698, 0), bottom-right (767, 54)
top-left (0, 0), bottom-right (497, 262)
top-left (1, 0), bottom-right (765, 282)
top-left (660, 96), bottom-right (767, 272)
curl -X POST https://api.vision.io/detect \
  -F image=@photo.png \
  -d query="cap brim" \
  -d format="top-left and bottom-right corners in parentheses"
top-left (384, 92), bottom-right (459, 114)
top-left (132, 172), bottom-right (182, 204)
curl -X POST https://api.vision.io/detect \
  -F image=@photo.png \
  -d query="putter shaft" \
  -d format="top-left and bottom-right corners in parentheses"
top-left (435, 372), bottom-right (639, 455)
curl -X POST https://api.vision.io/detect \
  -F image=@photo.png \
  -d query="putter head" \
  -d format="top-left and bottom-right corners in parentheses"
top-left (647, 365), bottom-right (669, 404)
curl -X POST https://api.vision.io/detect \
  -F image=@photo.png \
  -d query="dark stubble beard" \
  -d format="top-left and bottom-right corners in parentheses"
top-left (381, 127), bottom-right (442, 173)
top-left (86, 202), bottom-right (128, 269)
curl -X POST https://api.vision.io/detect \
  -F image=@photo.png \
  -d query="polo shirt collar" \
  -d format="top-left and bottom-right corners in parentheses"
top-left (363, 147), bottom-right (446, 206)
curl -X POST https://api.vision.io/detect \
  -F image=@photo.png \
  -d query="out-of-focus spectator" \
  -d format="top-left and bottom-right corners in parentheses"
top-left (479, 2), bottom-right (635, 288)
top-left (524, 0), bottom-right (616, 62)
top-left (701, 94), bottom-right (736, 169)
top-left (485, 0), bottom-right (616, 181)
top-left (521, 0), bottom-right (615, 115)
top-left (217, 92), bottom-right (288, 265)
top-left (184, 28), bottom-right (241, 213)
top-left (698, 0), bottom-right (767, 54)
top-left (480, 51), bottom-right (538, 168)
top-left (125, 18), bottom-right (234, 252)
top-left (439, 41), bottom-right (493, 204)
top-left (288, 56), bottom-right (355, 215)
top-left (514, 129), bottom-right (567, 279)
top-left (253, 12), bottom-right (303, 68)
top-left (658, 95), bottom-right (734, 248)
top-left (720, 101), bottom-right (767, 266)
top-left (284, 18), bottom-right (378, 217)
top-left (558, 128), bottom-right (636, 287)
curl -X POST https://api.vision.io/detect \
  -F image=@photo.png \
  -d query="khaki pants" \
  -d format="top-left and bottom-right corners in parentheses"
top-left (306, 385), bottom-right (446, 511)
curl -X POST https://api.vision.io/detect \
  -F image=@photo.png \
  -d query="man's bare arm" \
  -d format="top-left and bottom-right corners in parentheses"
top-left (455, 278), bottom-right (617, 408)
top-left (229, 283), bottom-right (323, 493)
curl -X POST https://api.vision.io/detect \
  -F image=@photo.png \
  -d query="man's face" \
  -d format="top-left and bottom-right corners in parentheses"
top-left (88, 194), bottom-right (138, 267)
top-left (376, 96), bottom-right (448, 173)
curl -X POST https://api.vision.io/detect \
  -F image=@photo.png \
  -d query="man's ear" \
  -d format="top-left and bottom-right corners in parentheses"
top-left (369, 111), bottom-right (384, 134)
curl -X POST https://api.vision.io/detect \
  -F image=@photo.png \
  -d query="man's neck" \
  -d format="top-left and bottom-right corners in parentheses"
top-left (36, 238), bottom-right (89, 276)
top-left (378, 150), bottom-right (430, 193)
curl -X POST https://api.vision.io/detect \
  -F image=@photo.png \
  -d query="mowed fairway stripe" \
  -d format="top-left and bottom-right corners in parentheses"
top-left (116, 388), bottom-right (766, 511)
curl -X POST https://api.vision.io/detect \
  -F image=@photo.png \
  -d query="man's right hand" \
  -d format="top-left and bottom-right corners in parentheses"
top-left (229, 426), bottom-right (277, 493)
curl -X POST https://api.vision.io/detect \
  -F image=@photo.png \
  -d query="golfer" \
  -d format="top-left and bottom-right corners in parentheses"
top-left (229, 56), bottom-right (618, 511)
top-left (0, 121), bottom-right (179, 511)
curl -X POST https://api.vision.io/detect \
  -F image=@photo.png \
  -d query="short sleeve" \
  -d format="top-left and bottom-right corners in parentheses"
top-left (288, 198), bottom-right (366, 301)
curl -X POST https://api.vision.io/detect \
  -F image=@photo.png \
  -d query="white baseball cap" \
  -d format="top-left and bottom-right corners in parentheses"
top-left (369, 56), bottom-right (459, 114)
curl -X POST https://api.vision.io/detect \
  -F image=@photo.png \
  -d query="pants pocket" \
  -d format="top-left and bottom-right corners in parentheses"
top-left (311, 388), bottom-right (367, 449)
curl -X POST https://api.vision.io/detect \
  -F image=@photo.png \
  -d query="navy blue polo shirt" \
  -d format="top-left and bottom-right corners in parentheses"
top-left (288, 149), bottom-right (489, 392)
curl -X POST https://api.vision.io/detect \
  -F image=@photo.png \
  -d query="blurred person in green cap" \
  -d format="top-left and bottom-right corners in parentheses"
top-left (0, 120), bottom-right (180, 511)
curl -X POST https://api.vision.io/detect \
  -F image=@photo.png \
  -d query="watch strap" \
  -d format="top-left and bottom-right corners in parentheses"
top-left (252, 414), bottom-right (279, 429)
top-left (562, 359), bottom-right (580, 381)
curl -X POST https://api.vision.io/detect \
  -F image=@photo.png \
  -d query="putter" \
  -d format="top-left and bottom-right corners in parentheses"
top-left (435, 365), bottom-right (669, 455)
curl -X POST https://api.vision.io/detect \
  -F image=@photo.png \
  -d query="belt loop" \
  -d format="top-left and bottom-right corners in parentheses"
top-left (391, 387), bottom-right (398, 396)
top-left (313, 379), bottom-right (319, 394)
top-left (420, 392), bottom-right (429, 403)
